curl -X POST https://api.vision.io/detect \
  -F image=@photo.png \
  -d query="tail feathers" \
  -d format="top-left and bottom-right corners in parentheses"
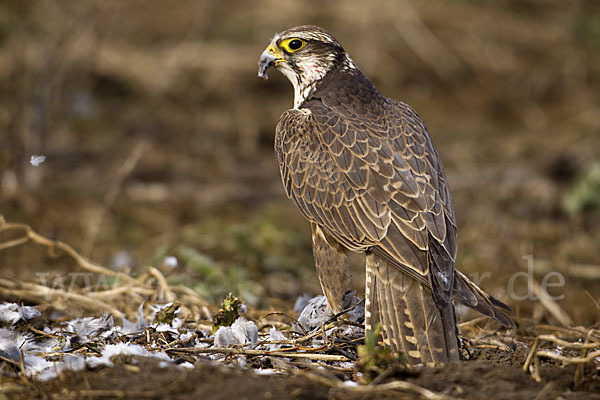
top-left (453, 271), bottom-right (514, 328)
top-left (366, 254), bottom-right (460, 366)
top-left (372, 246), bottom-right (514, 327)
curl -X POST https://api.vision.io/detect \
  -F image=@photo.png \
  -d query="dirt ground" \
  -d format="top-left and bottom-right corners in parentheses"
top-left (1, 0), bottom-right (600, 398)
top-left (3, 350), bottom-right (599, 400)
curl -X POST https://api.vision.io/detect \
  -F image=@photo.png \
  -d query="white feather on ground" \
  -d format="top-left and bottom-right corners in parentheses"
top-left (214, 317), bottom-right (258, 347)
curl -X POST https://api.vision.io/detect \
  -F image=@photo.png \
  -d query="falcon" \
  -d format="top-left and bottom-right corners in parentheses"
top-left (258, 25), bottom-right (512, 365)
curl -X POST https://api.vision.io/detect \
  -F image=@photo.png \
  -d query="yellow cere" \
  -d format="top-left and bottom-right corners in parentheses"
top-left (280, 38), bottom-right (306, 53)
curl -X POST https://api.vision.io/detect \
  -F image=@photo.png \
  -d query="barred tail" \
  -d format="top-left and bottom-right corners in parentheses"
top-left (365, 253), bottom-right (460, 366)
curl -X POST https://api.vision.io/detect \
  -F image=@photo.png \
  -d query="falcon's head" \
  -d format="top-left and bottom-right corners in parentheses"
top-left (258, 25), bottom-right (357, 108)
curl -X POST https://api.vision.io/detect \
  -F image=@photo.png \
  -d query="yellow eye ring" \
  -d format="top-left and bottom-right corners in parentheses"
top-left (280, 38), bottom-right (306, 53)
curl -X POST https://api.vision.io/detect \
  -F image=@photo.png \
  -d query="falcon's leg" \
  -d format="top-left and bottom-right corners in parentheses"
top-left (311, 223), bottom-right (351, 314)
top-left (366, 252), bottom-right (460, 366)
top-left (365, 261), bottom-right (385, 343)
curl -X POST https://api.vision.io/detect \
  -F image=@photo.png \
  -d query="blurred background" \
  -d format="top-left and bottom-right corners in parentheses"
top-left (0, 0), bottom-right (599, 325)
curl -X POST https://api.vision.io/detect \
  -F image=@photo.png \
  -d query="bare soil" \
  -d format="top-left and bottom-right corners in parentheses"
top-left (4, 350), bottom-right (599, 400)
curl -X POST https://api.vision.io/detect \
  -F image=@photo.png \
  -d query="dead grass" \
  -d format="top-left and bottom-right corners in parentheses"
top-left (0, 217), bottom-right (599, 399)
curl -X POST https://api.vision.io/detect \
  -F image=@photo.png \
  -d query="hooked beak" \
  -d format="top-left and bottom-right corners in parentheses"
top-left (258, 45), bottom-right (284, 80)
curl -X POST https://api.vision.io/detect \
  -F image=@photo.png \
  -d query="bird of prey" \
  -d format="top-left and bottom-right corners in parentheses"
top-left (258, 25), bottom-right (513, 366)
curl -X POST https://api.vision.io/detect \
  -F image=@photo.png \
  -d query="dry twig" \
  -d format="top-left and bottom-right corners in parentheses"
top-left (0, 217), bottom-right (209, 321)
top-left (0, 277), bottom-right (125, 318)
top-left (0, 216), bottom-right (135, 285)
top-left (523, 332), bottom-right (600, 383)
top-left (167, 347), bottom-right (350, 362)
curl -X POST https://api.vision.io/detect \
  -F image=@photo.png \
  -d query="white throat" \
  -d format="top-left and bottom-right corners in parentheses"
top-left (279, 64), bottom-right (328, 109)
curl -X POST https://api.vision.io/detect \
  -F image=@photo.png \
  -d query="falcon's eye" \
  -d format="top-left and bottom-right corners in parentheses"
top-left (281, 38), bottom-right (306, 53)
top-left (288, 39), bottom-right (303, 50)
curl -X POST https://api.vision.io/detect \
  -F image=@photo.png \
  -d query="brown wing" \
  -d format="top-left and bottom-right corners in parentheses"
top-left (275, 108), bottom-right (380, 253)
top-left (275, 71), bottom-right (511, 327)
top-left (275, 94), bottom-right (455, 302)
